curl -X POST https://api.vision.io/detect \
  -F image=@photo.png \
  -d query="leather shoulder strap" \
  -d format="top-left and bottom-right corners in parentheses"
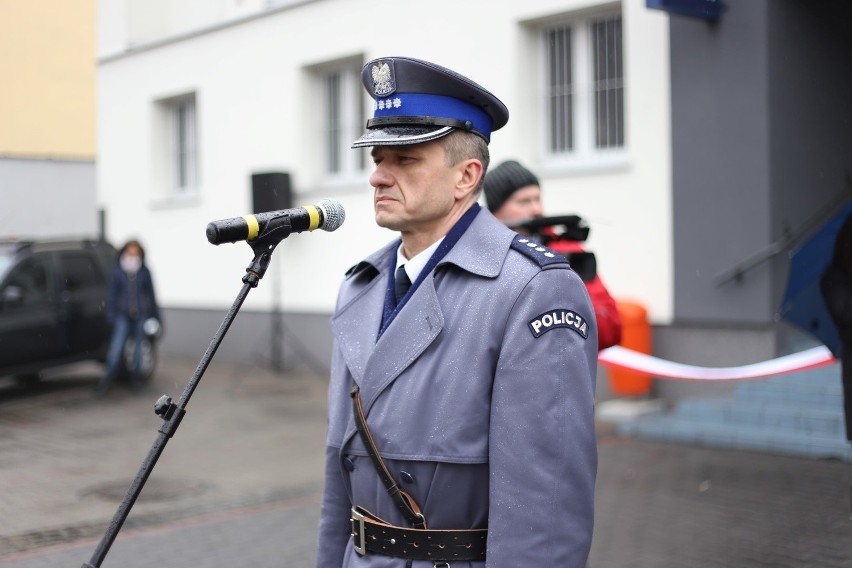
top-left (350, 387), bottom-right (427, 529)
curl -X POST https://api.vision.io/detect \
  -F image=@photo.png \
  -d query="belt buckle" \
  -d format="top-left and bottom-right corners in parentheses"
top-left (351, 507), bottom-right (366, 556)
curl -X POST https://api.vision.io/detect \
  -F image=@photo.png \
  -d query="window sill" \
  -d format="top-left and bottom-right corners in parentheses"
top-left (538, 151), bottom-right (630, 177)
top-left (303, 172), bottom-right (370, 196)
top-left (150, 190), bottom-right (202, 210)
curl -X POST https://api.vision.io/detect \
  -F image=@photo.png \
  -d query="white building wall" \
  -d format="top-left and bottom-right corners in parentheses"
top-left (97, 0), bottom-right (672, 322)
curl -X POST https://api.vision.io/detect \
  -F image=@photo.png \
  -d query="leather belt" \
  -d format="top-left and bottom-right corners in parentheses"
top-left (349, 387), bottom-right (488, 563)
top-left (351, 506), bottom-right (487, 562)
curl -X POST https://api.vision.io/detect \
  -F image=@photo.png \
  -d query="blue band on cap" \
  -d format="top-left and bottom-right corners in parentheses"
top-left (373, 93), bottom-right (493, 138)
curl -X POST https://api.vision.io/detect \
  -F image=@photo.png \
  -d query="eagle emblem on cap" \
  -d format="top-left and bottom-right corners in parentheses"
top-left (371, 62), bottom-right (396, 97)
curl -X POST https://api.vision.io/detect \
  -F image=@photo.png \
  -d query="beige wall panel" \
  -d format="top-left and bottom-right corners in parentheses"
top-left (0, 0), bottom-right (96, 158)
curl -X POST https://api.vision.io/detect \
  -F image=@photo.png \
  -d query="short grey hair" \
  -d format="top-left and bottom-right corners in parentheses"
top-left (438, 130), bottom-right (491, 196)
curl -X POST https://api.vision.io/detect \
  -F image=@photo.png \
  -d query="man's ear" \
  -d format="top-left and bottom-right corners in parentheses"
top-left (454, 159), bottom-right (483, 200)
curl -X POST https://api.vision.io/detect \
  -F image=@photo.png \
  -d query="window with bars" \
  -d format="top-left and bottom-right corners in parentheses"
top-left (158, 93), bottom-right (198, 195)
top-left (320, 64), bottom-right (365, 177)
top-left (592, 17), bottom-right (624, 149)
top-left (542, 14), bottom-right (624, 160)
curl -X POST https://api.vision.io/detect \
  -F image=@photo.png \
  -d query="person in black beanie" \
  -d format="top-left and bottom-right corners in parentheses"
top-left (485, 159), bottom-right (622, 350)
top-left (484, 159), bottom-right (542, 216)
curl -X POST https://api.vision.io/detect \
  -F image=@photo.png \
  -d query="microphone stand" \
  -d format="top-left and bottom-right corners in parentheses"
top-left (81, 223), bottom-right (292, 568)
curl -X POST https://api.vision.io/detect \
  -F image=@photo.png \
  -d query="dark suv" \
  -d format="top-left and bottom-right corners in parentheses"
top-left (0, 238), bottom-right (121, 384)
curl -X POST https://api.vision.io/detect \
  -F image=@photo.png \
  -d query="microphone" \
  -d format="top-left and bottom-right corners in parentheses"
top-left (206, 198), bottom-right (346, 245)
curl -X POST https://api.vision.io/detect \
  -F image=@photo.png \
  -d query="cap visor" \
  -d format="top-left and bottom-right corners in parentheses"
top-left (351, 125), bottom-right (454, 148)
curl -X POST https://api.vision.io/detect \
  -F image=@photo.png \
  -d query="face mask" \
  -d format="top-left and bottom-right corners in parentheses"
top-left (121, 254), bottom-right (142, 274)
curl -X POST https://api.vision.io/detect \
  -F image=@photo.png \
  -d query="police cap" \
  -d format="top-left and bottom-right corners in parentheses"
top-left (351, 56), bottom-right (509, 148)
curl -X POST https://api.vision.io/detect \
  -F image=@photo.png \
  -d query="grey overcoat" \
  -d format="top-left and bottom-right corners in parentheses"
top-left (316, 208), bottom-right (598, 567)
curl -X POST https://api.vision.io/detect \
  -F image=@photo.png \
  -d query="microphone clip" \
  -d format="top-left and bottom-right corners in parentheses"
top-left (243, 217), bottom-right (294, 287)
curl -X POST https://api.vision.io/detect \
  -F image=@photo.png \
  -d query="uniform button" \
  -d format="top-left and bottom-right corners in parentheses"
top-left (400, 471), bottom-right (414, 484)
top-left (342, 456), bottom-right (355, 472)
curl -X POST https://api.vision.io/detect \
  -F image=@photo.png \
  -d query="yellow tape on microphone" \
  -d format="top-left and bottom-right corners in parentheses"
top-left (242, 215), bottom-right (260, 241)
top-left (304, 205), bottom-right (320, 231)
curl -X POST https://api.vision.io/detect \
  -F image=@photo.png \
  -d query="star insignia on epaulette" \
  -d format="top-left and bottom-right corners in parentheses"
top-left (510, 236), bottom-right (569, 267)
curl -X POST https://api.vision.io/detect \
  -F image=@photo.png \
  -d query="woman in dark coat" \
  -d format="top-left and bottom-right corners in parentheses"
top-left (820, 214), bottom-right (852, 442)
top-left (95, 239), bottom-right (160, 394)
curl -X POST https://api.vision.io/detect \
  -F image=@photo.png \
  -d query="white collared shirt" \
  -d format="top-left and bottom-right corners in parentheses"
top-left (395, 237), bottom-right (445, 284)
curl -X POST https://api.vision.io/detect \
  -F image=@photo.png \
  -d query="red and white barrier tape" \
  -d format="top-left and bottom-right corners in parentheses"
top-left (597, 345), bottom-right (837, 381)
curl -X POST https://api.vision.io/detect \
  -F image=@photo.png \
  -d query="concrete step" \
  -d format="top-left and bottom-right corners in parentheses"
top-left (673, 397), bottom-right (846, 438)
top-left (602, 362), bottom-right (851, 462)
top-left (617, 412), bottom-right (852, 461)
top-left (733, 365), bottom-right (843, 408)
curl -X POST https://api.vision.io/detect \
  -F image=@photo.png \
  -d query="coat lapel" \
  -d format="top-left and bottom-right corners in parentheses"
top-left (331, 276), bottom-right (385, 385)
top-left (359, 274), bottom-right (444, 409)
top-left (331, 243), bottom-right (393, 385)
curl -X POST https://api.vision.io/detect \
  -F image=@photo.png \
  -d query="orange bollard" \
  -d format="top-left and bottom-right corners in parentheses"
top-left (608, 300), bottom-right (653, 396)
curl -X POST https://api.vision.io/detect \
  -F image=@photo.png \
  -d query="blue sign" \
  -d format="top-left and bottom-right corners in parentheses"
top-left (647, 0), bottom-right (726, 21)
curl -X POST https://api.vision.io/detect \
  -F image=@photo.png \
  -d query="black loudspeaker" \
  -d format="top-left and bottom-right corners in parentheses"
top-left (251, 172), bottom-right (293, 213)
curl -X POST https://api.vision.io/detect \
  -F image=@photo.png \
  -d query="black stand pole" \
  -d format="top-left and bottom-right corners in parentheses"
top-left (81, 226), bottom-right (288, 568)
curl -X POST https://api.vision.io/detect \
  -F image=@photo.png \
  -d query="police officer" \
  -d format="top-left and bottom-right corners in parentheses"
top-left (316, 56), bottom-right (598, 567)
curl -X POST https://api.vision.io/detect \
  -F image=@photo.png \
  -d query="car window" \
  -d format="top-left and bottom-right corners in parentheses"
top-left (0, 248), bottom-right (15, 280)
top-left (2, 256), bottom-right (51, 304)
top-left (59, 253), bottom-right (104, 293)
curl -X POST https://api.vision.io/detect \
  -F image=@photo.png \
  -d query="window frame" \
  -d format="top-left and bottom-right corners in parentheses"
top-left (539, 10), bottom-right (627, 170)
top-left (316, 61), bottom-right (366, 182)
top-left (155, 92), bottom-right (200, 199)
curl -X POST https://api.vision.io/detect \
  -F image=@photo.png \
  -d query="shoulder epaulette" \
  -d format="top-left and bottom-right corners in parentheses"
top-left (510, 235), bottom-right (569, 268)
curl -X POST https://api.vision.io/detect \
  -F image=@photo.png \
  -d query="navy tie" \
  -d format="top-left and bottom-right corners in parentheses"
top-left (395, 265), bottom-right (411, 303)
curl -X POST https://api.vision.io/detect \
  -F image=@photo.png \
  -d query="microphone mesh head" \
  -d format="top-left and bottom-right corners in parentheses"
top-left (317, 198), bottom-right (346, 232)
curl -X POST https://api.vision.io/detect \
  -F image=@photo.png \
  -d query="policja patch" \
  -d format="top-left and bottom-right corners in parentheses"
top-left (528, 309), bottom-right (589, 339)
